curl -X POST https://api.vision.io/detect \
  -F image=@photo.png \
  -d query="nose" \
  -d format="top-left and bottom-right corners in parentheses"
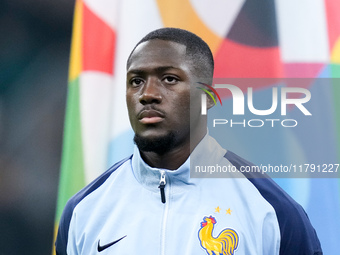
top-left (139, 78), bottom-right (162, 105)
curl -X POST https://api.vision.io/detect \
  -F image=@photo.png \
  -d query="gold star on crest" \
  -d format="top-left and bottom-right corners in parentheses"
top-left (226, 208), bottom-right (232, 215)
top-left (215, 206), bottom-right (221, 213)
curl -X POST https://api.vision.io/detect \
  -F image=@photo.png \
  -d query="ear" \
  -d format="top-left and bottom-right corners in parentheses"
top-left (196, 82), bottom-right (217, 110)
top-left (206, 91), bottom-right (216, 110)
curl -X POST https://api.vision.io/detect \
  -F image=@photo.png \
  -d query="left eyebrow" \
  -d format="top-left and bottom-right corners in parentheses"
top-left (128, 66), bottom-right (181, 74)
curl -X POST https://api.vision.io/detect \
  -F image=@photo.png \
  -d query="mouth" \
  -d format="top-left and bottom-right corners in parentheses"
top-left (138, 109), bottom-right (165, 124)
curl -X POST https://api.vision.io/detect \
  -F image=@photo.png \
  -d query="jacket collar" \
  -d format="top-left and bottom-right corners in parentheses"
top-left (131, 133), bottom-right (228, 191)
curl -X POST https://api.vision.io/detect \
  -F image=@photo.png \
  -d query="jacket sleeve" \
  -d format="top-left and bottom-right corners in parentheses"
top-left (55, 199), bottom-right (75, 255)
top-left (55, 157), bottom-right (131, 255)
top-left (224, 150), bottom-right (323, 254)
top-left (277, 203), bottom-right (323, 255)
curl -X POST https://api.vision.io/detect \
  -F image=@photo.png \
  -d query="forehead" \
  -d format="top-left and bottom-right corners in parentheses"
top-left (127, 40), bottom-right (189, 71)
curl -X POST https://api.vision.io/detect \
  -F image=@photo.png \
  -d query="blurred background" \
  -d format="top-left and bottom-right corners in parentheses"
top-left (1, 0), bottom-right (340, 254)
top-left (0, 1), bottom-right (74, 254)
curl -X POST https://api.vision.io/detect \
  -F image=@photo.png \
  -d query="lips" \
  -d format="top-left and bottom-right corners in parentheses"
top-left (138, 109), bottom-right (165, 124)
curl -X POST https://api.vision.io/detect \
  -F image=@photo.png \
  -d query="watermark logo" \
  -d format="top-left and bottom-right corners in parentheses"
top-left (199, 83), bottom-right (312, 128)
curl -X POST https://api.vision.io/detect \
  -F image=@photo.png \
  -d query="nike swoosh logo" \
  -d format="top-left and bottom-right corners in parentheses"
top-left (97, 235), bottom-right (127, 252)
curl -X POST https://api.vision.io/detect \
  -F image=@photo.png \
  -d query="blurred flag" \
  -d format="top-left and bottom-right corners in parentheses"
top-left (53, 0), bottom-right (340, 254)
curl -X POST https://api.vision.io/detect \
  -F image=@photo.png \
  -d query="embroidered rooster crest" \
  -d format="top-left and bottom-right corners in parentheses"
top-left (198, 216), bottom-right (239, 255)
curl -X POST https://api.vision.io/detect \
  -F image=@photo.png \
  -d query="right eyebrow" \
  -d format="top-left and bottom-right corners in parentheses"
top-left (127, 69), bottom-right (145, 76)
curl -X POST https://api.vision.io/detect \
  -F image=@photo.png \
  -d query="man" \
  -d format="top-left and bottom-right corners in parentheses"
top-left (56, 28), bottom-right (322, 255)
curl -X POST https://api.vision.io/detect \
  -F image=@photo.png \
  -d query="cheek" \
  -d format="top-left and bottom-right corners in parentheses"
top-left (189, 90), bottom-right (203, 112)
top-left (126, 94), bottom-right (138, 121)
top-left (175, 90), bottom-right (190, 109)
top-left (126, 91), bottom-right (138, 108)
top-left (171, 91), bottom-right (191, 122)
top-left (126, 96), bottom-right (132, 113)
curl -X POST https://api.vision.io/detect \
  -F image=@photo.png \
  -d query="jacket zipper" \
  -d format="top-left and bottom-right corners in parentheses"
top-left (159, 170), bottom-right (169, 255)
top-left (158, 170), bottom-right (166, 203)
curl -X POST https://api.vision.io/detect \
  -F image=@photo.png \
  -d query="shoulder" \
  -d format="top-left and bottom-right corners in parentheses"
top-left (55, 156), bottom-right (131, 255)
top-left (224, 150), bottom-right (323, 255)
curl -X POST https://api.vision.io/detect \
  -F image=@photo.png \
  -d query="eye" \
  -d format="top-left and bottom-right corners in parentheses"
top-left (130, 78), bottom-right (144, 87)
top-left (163, 76), bottom-right (179, 85)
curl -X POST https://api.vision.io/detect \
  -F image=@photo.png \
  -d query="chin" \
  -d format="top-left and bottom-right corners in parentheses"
top-left (133, 131), bottom-right (177, 154)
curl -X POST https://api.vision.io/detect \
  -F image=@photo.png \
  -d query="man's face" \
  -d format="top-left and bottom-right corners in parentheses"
top-left (126, 39), bottom-right (203, 153)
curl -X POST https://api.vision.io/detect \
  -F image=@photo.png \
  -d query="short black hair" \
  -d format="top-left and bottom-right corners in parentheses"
top-left (126, 27), bottom-right (214, 81)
